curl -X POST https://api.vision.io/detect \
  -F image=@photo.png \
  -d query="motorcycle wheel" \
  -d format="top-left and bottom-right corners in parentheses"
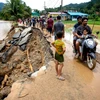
top-left (87, 56), bottom-right (96, 70)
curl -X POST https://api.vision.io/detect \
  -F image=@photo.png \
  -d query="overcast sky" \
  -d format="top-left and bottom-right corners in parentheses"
top-left (0, 0), bottom-right (91, 10)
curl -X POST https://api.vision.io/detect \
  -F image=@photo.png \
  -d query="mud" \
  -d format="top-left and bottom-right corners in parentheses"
top-left (0, 27), bottom-right (53, 99)
top-left (96, 52), bottom-right (100, 63)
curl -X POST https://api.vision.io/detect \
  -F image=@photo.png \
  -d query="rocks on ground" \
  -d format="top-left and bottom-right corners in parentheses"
top-left (0, 27), bottom-right (53, 100)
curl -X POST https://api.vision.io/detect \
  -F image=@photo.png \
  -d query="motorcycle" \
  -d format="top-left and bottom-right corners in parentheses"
top-left (75, 32), bottom-right (99, 70)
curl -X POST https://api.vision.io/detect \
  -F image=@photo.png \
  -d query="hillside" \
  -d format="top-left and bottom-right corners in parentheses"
top-left (63, 2), bottom-right (89, 10)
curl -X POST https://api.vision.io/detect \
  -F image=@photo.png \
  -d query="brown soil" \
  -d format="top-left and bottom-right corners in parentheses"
top-left (0, 27), bottom-right (52, 99)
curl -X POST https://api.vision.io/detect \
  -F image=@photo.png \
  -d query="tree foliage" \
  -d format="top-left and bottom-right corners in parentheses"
top-left (0, 0), bottom-right (32, 20)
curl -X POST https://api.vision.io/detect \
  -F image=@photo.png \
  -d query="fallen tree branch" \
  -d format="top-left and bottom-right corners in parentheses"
top-left (26, 48), bottom-right (34, 72)
top-left (1, 74), bottom-right (8, 89)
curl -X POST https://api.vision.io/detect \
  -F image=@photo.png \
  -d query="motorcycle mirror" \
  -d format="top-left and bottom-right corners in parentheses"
top-left (96, 31), bottom-right (100, 35)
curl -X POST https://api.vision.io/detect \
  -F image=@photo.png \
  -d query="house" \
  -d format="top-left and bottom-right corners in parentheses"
top-left (31, 12), bottom-right (40, 17)
top-left (48, 12), bottom-right (67, 20)
top-left (65, 11), bottom-right (88, 21)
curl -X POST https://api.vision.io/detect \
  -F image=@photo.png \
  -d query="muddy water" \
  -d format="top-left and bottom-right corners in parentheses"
top-left (0, 21), bottom-right (11, 40)
top-left (65, 32), bottom-right (100, 99)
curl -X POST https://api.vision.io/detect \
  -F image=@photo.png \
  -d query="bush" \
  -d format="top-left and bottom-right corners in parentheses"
top-left (88, 14), bottom-right (99, 21)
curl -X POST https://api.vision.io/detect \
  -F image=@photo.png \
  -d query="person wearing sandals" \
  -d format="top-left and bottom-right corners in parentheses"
top-left (52, 31), bottom-right (66, 81)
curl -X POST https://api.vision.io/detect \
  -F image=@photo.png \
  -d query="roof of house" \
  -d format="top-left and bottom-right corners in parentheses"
top-left (67, 12), bottom-right (88, 16)
top-left (32, 12), bottom-right (40, 17)
top-left (48, 12), bottom-right (66, 15)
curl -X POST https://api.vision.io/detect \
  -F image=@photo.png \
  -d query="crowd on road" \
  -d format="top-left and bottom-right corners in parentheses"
top-left (16, 15), bottom-right (98, 81)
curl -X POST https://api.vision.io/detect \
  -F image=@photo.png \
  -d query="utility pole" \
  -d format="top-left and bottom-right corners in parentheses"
top-left (61, 0), bottom-right (63, 20)
top-left (44, 1), bottom-right (46, 18)
top-left (44, 1), bottom-right (46, 10)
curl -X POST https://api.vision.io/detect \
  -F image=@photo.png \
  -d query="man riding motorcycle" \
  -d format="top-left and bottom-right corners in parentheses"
top-left (74, 17), bottom-right (97, 58)
top-left (73, 16), bottom-right (82, 53)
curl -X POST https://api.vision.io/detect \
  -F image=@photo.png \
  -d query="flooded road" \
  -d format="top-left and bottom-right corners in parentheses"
top-left (0, 21), bottom-right (11, 40)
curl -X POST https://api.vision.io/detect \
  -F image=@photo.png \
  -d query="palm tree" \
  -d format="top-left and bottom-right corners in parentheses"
top-left (1, 0), bottom-right (32, 20)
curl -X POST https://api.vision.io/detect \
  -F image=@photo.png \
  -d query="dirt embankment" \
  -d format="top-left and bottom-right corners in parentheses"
top-left (0, 27), bottom-right (53, 99)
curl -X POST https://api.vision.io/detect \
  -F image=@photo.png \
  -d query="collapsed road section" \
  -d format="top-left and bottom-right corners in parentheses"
top-left (0, 27), bottom-right (53, 99)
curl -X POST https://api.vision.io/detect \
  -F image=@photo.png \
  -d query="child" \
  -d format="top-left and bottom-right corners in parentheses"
top-left (52, 31), bottom-right (66, 81)
top-left (75, 27), bottom-right (89, 58)
top-left (79, 27), bottom-right (89, 39)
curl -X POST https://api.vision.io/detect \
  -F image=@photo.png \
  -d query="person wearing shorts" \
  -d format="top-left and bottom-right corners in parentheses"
top-left (47, 16), bottom-right (54, 36)
top-left (52, 31), bottom-right (66, 81)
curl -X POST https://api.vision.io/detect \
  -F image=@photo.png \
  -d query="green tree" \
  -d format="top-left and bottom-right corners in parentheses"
top-left (0, 0), bottom-right (32, 20)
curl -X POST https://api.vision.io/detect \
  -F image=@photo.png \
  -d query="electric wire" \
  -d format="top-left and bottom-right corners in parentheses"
top-left (53, 0), bottom-right (61, 8)
top-left (46, 0), bottom-right (61, 8)
top-left (46, 0), bottom-right (56, 8)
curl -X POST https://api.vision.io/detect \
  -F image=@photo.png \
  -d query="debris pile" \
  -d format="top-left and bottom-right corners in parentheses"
top-left (0, 27), bottom-right (53, 99)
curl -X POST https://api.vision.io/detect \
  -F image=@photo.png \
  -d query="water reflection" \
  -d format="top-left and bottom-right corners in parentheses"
top-left (0, 21), bottom-right (12, 40)
top-left (65, 32), bottom-right (73, 43)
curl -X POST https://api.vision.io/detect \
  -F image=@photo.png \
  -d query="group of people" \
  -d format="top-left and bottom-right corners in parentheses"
top-left (73, 16), bottom-right (97, 58)
top-left (51, 15), bottom-right (97, 81)
top-left (18, 15), bottom-right (97, 81)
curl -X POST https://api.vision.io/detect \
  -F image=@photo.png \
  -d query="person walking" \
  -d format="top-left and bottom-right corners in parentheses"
top-left (52, 15), bottom-right (65, 40)
top-left (32, 17), bottom-right (36, 27)
top-left (52, 31), bottom-right (66, 81)
top-left (47, 15), bottom-right (54, 36)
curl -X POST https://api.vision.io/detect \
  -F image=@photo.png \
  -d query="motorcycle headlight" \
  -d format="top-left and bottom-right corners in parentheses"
top-left (87, 40), bottom-right (94, 46)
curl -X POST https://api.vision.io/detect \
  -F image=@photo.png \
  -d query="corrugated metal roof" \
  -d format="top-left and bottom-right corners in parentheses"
top-left (48, 12), bottom-right (66, 15)
top-left (67, 12), bottom-right (88, 16)
top-left (32, 12), bottom-right (40, 16)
